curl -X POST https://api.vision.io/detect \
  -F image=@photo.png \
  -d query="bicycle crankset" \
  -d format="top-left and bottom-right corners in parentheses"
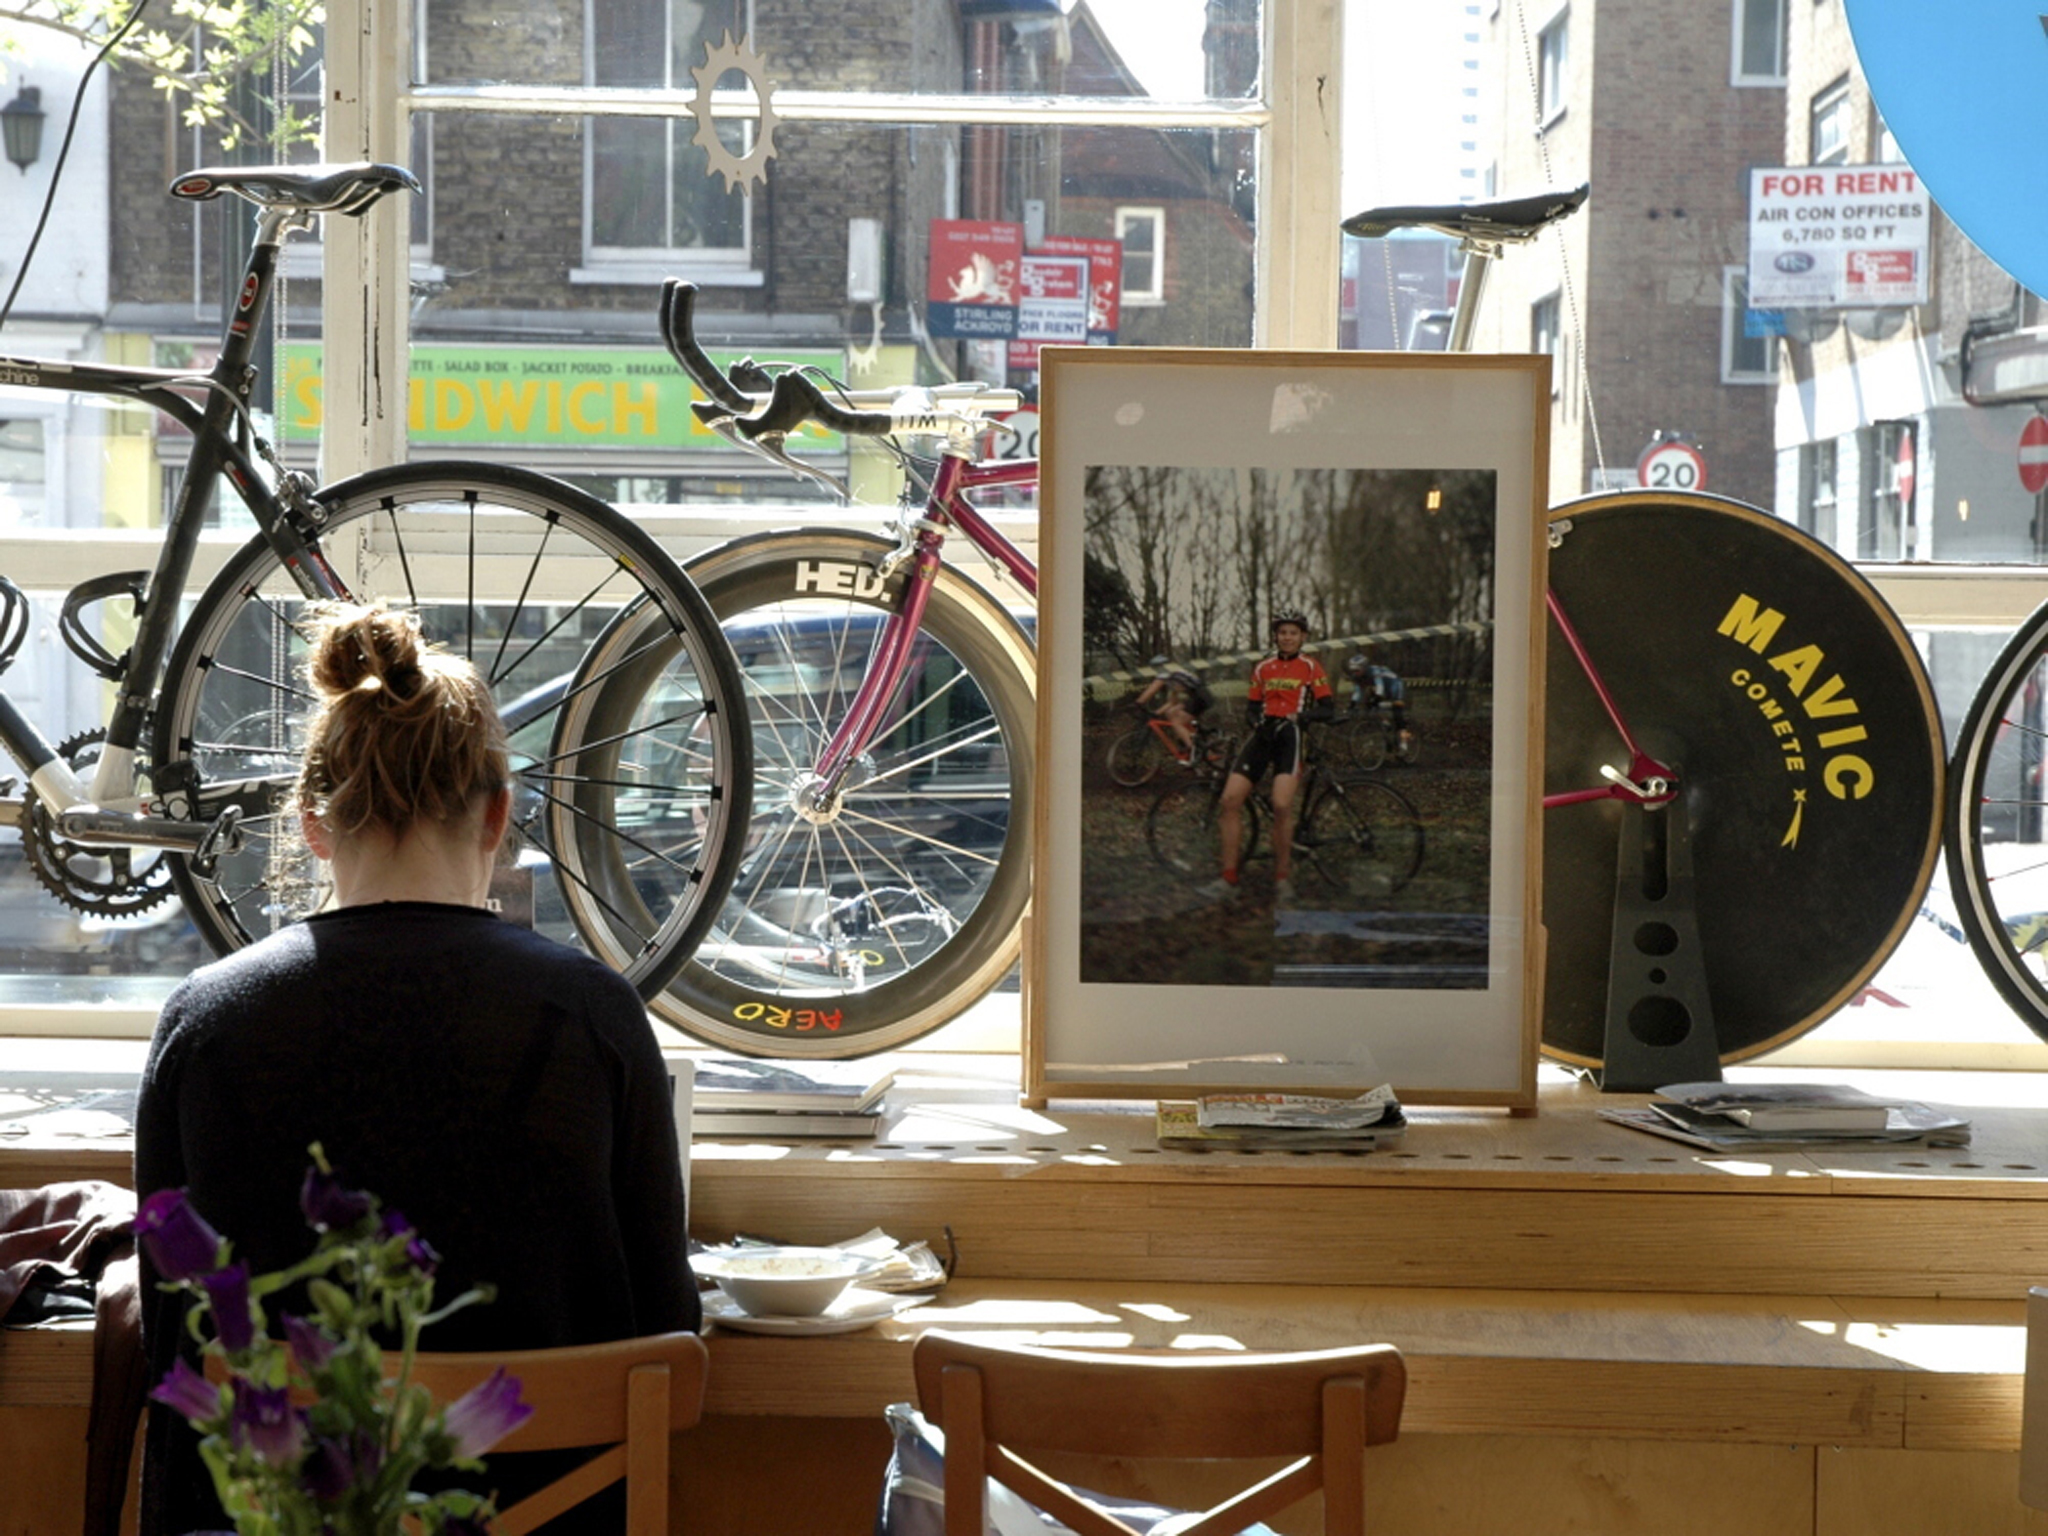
top-left (23, 729), bottom-right (178, 919)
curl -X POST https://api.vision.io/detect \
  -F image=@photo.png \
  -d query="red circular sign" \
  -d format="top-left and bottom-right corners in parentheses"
top-left (2021, 416), bottom-right (2048, 495)
top-left (1895, 429), bottom-right (1916, 504)
top-left (1636, 439), bottom-right (1708, 493)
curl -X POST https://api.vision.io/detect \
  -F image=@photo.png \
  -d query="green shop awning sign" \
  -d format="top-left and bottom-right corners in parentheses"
top-left (282, 343), bottom-right (845, 452)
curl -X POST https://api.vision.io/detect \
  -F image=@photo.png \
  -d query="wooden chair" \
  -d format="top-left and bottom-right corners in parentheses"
top-left (911, 1332), bottom-right (1406, 1536)
top-left (410, 1331), bottom-right (708, 1536)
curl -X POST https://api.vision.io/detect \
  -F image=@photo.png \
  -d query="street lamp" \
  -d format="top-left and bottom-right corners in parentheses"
top-left (1, 85), bottom-right (44, 174)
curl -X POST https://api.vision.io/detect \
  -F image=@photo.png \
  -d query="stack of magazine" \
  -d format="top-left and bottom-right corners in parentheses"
top-left (689, 1057), bottom-right (897, 1139)
top-left (1156, 1086), bottom-right (1406, 1151)
top-left (1600, 1081), bottom-right (1971, 1151)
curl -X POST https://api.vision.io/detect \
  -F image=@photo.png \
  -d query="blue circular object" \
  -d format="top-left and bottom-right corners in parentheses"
top-left (1845, 1), bottom-right (2048, 294)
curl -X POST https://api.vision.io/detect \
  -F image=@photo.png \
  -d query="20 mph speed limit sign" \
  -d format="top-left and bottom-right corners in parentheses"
top-left (1637, 439), bottom-right (1708, 492)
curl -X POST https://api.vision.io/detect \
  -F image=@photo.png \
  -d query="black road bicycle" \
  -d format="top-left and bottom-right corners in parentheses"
top-left (0, 163), bottom-right (752, 997)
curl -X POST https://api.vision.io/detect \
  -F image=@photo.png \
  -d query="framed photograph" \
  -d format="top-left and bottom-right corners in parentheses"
top-left (1027, 348), bottom-right (1549, 1108)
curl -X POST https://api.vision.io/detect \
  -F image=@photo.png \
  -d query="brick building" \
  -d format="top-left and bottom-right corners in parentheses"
top-left (95, 0), bottom-right (1254, 507)
top-left (1472, 0), bottom-right (1784, 509)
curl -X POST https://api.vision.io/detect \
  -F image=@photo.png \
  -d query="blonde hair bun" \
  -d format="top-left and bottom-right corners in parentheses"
top-left (295, 602), bottom-right (509, 838)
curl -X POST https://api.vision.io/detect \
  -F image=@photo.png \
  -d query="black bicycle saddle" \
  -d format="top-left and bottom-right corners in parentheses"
top-left (168, 163), bottom-right (422, 216)
top-left (1342, 183), bottom-right (1589, 243)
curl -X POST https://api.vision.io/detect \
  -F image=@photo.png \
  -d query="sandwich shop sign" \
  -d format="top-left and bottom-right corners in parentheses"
top-left (1747, 166), bottom-right (1929, 308)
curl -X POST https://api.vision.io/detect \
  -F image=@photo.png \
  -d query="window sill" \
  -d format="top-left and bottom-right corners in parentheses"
top-left (571, 265), bottom-right (765, 289)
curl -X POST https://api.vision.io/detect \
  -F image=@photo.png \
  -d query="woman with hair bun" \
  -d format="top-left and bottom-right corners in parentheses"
top-left (134, 603), bottom-right (698, 1535)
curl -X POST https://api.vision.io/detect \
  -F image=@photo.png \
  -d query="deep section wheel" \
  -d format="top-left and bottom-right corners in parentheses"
top-left (654, 530), bottom-right (1035, 1056)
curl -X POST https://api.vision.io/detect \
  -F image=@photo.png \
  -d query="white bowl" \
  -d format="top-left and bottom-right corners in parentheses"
top-left (698, 1247), bottom-right (882, 1317)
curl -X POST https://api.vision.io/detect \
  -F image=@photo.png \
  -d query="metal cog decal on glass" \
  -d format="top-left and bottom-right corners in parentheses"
top-left (690, 31), bottom-right (779, 195)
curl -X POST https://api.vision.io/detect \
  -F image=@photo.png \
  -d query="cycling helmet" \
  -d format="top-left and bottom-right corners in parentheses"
top-left (1149, 655), bottom-right (1171, 667)
top-left (1270, 608), bottom-right (1309, 635)
top-left (1346, 652), bottom-right (1372, 676)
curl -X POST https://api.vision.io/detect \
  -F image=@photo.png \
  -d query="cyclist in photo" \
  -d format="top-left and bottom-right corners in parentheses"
top-left (1133, 655), bottom-right (1214, 762)
top-left (1214, 610), bottom-right (1333, 900)
top-left (1345, 648), bottom-right (1414, 760)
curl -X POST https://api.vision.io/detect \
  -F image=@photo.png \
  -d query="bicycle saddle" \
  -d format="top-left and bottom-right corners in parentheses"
top-left (1342, 182), bottom-right (1588, 243)
top-left (169, 163), bottom-right (422, 216)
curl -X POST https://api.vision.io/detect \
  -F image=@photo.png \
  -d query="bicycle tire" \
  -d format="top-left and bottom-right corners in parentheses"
top-left (654, 529), bottom-right (1036, 1057)
top-left (1147, 776), bottom-right (1258, 876)
top-left (1342, 715), bottom-right (1389, 773)
top-left (1946, 595), bottom-right (2048, 1041)
top-left (153, 461), bottom-right (752, 1000)
top-left (1107, 725), bottom-right (1165, 787)
top-left (1297, 774), bottom-right (1425, 899)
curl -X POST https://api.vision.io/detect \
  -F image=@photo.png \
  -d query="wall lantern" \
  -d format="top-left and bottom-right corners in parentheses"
top-left (2, 85), bottom-right (45, 174)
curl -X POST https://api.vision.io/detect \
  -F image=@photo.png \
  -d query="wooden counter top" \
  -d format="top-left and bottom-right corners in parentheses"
top-left (6, 1279), bottom-right (2025, 1452)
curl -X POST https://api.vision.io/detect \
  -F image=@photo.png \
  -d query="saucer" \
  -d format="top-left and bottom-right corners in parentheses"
top-left (703, 1284), bottom-right (921, 1336)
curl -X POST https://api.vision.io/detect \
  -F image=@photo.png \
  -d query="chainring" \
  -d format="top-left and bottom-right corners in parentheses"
top-left (23, 729), bottom-right (178, 919)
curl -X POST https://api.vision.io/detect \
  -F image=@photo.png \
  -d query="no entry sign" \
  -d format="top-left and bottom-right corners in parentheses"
top-left (2021, 415), bottom-right (2048, 495)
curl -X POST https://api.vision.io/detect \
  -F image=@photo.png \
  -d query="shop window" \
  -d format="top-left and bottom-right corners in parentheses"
top-left (1117, 207), bottom-right (1166, 305)
top-left (1732, 0), bottom-right (1785, 85)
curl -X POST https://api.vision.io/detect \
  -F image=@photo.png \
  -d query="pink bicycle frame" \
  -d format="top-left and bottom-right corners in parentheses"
top-left (810, 452), bottom-right (1039, 793)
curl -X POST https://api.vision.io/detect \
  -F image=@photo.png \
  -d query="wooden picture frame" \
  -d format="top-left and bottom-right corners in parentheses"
top-left (1027, 348), bottom-right (1549, 1109)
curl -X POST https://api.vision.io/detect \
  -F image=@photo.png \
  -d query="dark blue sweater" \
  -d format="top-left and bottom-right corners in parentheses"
top-left (135, 900), bottom-right (698, 1534)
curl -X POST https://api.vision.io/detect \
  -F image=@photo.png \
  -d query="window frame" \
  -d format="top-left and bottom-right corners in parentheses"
top-left (0, 0), bottom-right (1337, 1039)
top-left (1810, 76), bottom-right (1852, 166)
top-left (1115, 205), bottom-right (1167, 306)
top-left (1536, 8), bottom-right (1569, 127)
top-left (1730, 0), bottom-right (1786, 87)
top-left (1721, 266), bottom-right (1777, 384)
top-left (574, 0), bottom-right (760, 287)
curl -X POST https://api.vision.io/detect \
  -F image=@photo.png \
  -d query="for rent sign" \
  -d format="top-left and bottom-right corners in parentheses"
top-left (1749, 166), bottom-right (1930, 308)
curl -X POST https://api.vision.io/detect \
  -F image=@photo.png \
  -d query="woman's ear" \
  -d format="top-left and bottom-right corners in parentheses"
top-left (481, 785), bottom-right (513, 851)
top-left (300, 806), bottom-right (334, 862)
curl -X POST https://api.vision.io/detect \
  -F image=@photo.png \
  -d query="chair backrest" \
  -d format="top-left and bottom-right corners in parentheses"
top-left (411, 1331), bottom-right (708, 1536)
top-left (911, 1332), bottom-right (1405, 1536)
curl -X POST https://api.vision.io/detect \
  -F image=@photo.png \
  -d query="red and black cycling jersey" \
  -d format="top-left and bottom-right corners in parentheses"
top-left (1248, 654), bottom-right (1332, 719)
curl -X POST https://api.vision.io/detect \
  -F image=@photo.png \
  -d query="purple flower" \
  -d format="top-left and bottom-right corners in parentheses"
top-left (380, 1209), bottom-right (440, 1276)
top-left (442, 1367), bottom-right (532, 1459)
top-left (229, 1382), bottom-right (306, 1466)
top-left (201, 1262), bottom-right (256, 1353)
top-left (148, 1357), bottom-right (221, 1425)
top-left (299, 1166), bottom-right (374, 1232)
top-left (300, 1429), bottom-right (382, 1502)
top-left (134, 1188), bottom-right (224, 1282)
top-left (283, 1313), bottom-right (336, 1374)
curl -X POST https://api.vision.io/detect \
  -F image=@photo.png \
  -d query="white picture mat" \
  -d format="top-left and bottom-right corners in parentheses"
top-left (1034, 349), bottom-right (1545, 1101)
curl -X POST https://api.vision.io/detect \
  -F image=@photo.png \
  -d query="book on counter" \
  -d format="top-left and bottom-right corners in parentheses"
top-left (1157, 1087), bottom-right (1406, 1151)
top-left (1653, 1080), bottom-right (1895, 1132)
top-left (688, 1056), bottom-right (897, 1114)
top-left (691, 1105), bottom-right (884, 1140)
top-left (1601, 1081), bottom-right (1970, 1151)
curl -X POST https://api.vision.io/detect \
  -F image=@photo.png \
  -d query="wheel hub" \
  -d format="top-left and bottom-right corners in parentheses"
top-left (787, 753), bottom-right (877, 826)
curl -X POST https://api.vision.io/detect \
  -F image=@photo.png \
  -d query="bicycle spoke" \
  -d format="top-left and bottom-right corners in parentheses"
top-left (837, 805), bottom-right (1000, 868)
top-left (487, 515), bottom-right (557, 685)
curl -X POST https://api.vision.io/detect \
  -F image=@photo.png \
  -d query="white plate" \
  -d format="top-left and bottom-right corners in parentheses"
top-left (702, 1284), bottom-right (921, 1336)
